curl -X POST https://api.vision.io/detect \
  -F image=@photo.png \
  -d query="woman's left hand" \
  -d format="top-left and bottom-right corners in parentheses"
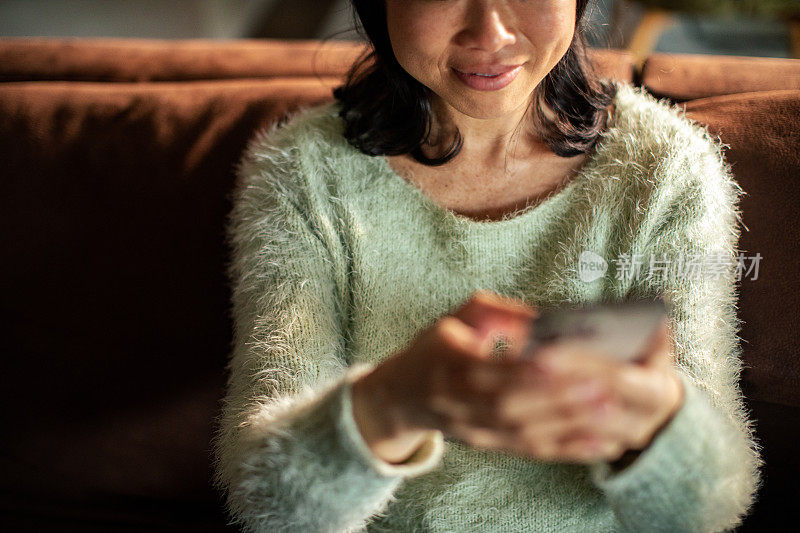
top-left (531, 318), bottom-right (685, 464)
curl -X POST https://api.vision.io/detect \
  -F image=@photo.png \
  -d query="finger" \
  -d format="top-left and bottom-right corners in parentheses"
top-left (429, 382), bottom-right (553, 431)
top-left (556, 399), bottom-right (649, 453)
top-left (443, 419), bottom-right (520, 453)
top-left (518, 409), bottom-right (624, 464)
top-left (451, 290), bottom-right (538, 358)
top-left (557, 433), bottom-right (627, 464)
top-left (538, 369), bottom-right (680, 453)
top-left (532, 340), bottom-right (625, 379)
top-left (518, 392), bottom-right (610, 444)
top-left (607, 364), bottom-right (680, 415)
top-left (439, 393), bottom-right (625, 462)
top-left (529, 338), bottom-right (680, 417)
top-left (429, 365), bottom-right (555, 430)
top-left (434, 315), bottom-right (493, 360)
top-left (439, 375), bottom-right (610, 435)
top-left (452, 356), bottom-right (551, 393)
top-left (510, 407), bottom-right (610, 464)
top-left (593, 405), bottom-right (659, 451)
top-left (514, 371), bottom-right (655, 443)
top-left (446, 420), bottom-right (569, 460)
top-left (429, 393), bottom-right (522, 432)
top-left (453, 290), bottom-right (539, 324)
top-left (493, 376), bottom-right (609, 423)
top-left (638, 318), bottom-right (676, 371)
top-left (535, 358), bottom-right (675, 418)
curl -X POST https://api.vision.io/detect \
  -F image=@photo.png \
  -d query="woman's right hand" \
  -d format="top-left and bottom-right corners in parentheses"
top-left (351, 290), bottom-right (545, 464)
top-left (353, 289), bottom-right (677, 467)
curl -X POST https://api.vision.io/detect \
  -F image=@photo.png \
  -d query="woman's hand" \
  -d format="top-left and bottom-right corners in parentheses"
top-left (526, 319), bottom-right (685, 464)
top-left (352, 289), bottom-right (537, 463)
top-left (352, 290), bottom-right (685, 465)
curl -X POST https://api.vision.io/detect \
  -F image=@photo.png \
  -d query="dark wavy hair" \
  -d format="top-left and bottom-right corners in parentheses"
top-left (333, 0), bottom-right (617, 166)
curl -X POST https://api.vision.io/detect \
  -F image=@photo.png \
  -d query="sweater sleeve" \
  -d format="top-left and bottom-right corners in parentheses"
top-left (211, 126), bottom-right (445, 533)
top-left (588, 133), bottom-right (765, 532)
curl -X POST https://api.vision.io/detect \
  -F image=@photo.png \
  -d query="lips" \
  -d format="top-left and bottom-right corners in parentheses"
top-left (452, 64), bottom-right (524, 91)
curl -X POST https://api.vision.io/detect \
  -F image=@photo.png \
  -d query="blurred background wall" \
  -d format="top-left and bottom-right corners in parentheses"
top-left (0, 0), bottom-right (796, 59)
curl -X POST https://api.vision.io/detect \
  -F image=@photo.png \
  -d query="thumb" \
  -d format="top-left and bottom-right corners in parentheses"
top-left (638, 318), bottom-right (676, 370)
top-left (451, 290), bottom-right (538, 359)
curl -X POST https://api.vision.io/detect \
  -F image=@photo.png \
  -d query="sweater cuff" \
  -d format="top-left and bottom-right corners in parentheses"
top-left (337, 363), bottom-right (446, 478)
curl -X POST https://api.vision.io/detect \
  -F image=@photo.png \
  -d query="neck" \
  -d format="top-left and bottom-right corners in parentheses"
top-left (423, 96), bottom-right (551, 169)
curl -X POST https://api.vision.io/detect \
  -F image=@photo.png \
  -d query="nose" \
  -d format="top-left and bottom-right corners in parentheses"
top-left (454, 4), bottom-right (517, 53)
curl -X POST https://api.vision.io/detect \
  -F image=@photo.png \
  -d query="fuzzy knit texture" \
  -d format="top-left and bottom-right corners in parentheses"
top-left (211, 79), bottom-right (764, 532)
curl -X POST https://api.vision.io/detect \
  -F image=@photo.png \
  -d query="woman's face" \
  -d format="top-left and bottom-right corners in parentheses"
top-left (385, 0), bottom-right (577, 122)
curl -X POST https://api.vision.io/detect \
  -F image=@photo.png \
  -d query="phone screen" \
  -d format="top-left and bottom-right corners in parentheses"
top-left (521, 298), bottom-right (669, 363)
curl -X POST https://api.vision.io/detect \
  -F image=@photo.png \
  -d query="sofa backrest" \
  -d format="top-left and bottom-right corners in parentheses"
top-left (637, 54), bottom-right (800, 533)
top-left (641, 52), bottom-right (800, 101)
top-left (0, 37), bottom-right (634, 83)
top-left (0, 39), bottom-right (796, 531)
top-left (0, 38), bottom-right (366, 81)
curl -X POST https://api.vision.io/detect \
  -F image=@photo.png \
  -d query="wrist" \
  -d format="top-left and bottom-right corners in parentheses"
top-left (352, 370), bottom-right (428, 464)
top-left (351, 371), bottom-right (398, 442)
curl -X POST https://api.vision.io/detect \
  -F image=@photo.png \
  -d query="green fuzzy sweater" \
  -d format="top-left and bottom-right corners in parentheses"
top-left (212, 80), bottom-right (763, 532)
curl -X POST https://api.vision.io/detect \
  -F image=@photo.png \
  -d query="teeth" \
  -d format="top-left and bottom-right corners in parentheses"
top-left (472, 73), bottom-right (499, 77)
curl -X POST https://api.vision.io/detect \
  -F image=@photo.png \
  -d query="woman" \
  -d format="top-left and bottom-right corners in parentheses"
top-left (212, 1), bottom-right (763, 531)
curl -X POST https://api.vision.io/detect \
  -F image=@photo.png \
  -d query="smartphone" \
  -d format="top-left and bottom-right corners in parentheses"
top-left (520, 298), bottom-right (670, 363)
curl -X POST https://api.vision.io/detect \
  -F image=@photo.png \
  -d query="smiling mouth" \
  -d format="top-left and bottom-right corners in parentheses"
top-left (451, 65), bottom-right (524, 91)
top-left (453, 63), bottom-right (524, 75)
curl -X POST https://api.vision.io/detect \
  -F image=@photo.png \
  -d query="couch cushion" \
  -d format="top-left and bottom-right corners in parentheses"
top-left (0, 38), bottom-right (365, 82)
top-left (642, 52), bottom-right (800, 101)
top-left (684, 90), bottom-right (800, 531)
top-left (683, 90), bottom-right (800, 409)
top-left (0, 37), bottom-right (634, 83)
top-left (0, 77), bottom-right (338, 528)
top-left (737, 399), bottom-right (800, 532)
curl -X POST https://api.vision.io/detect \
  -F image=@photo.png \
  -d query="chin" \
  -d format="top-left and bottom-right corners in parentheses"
top-left (447, 94), bottom-right (531, 121)
top-left (428, 68), bottom-right (539, 120)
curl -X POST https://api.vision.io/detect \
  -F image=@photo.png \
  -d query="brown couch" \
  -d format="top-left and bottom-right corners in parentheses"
top-left (0, 38), bottom-right (797, 532)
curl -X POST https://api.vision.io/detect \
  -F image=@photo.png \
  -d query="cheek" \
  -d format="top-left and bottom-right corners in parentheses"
top-left (385, 4), bottom-right (452, 84)
top-left (523, 5), bottom-right (576, 52)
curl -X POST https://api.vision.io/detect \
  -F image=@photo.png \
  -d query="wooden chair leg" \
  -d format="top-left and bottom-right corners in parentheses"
top-left (627, 8), bottom-right (676, 69)
top-left (790, 18), bottom-right (800, 59)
